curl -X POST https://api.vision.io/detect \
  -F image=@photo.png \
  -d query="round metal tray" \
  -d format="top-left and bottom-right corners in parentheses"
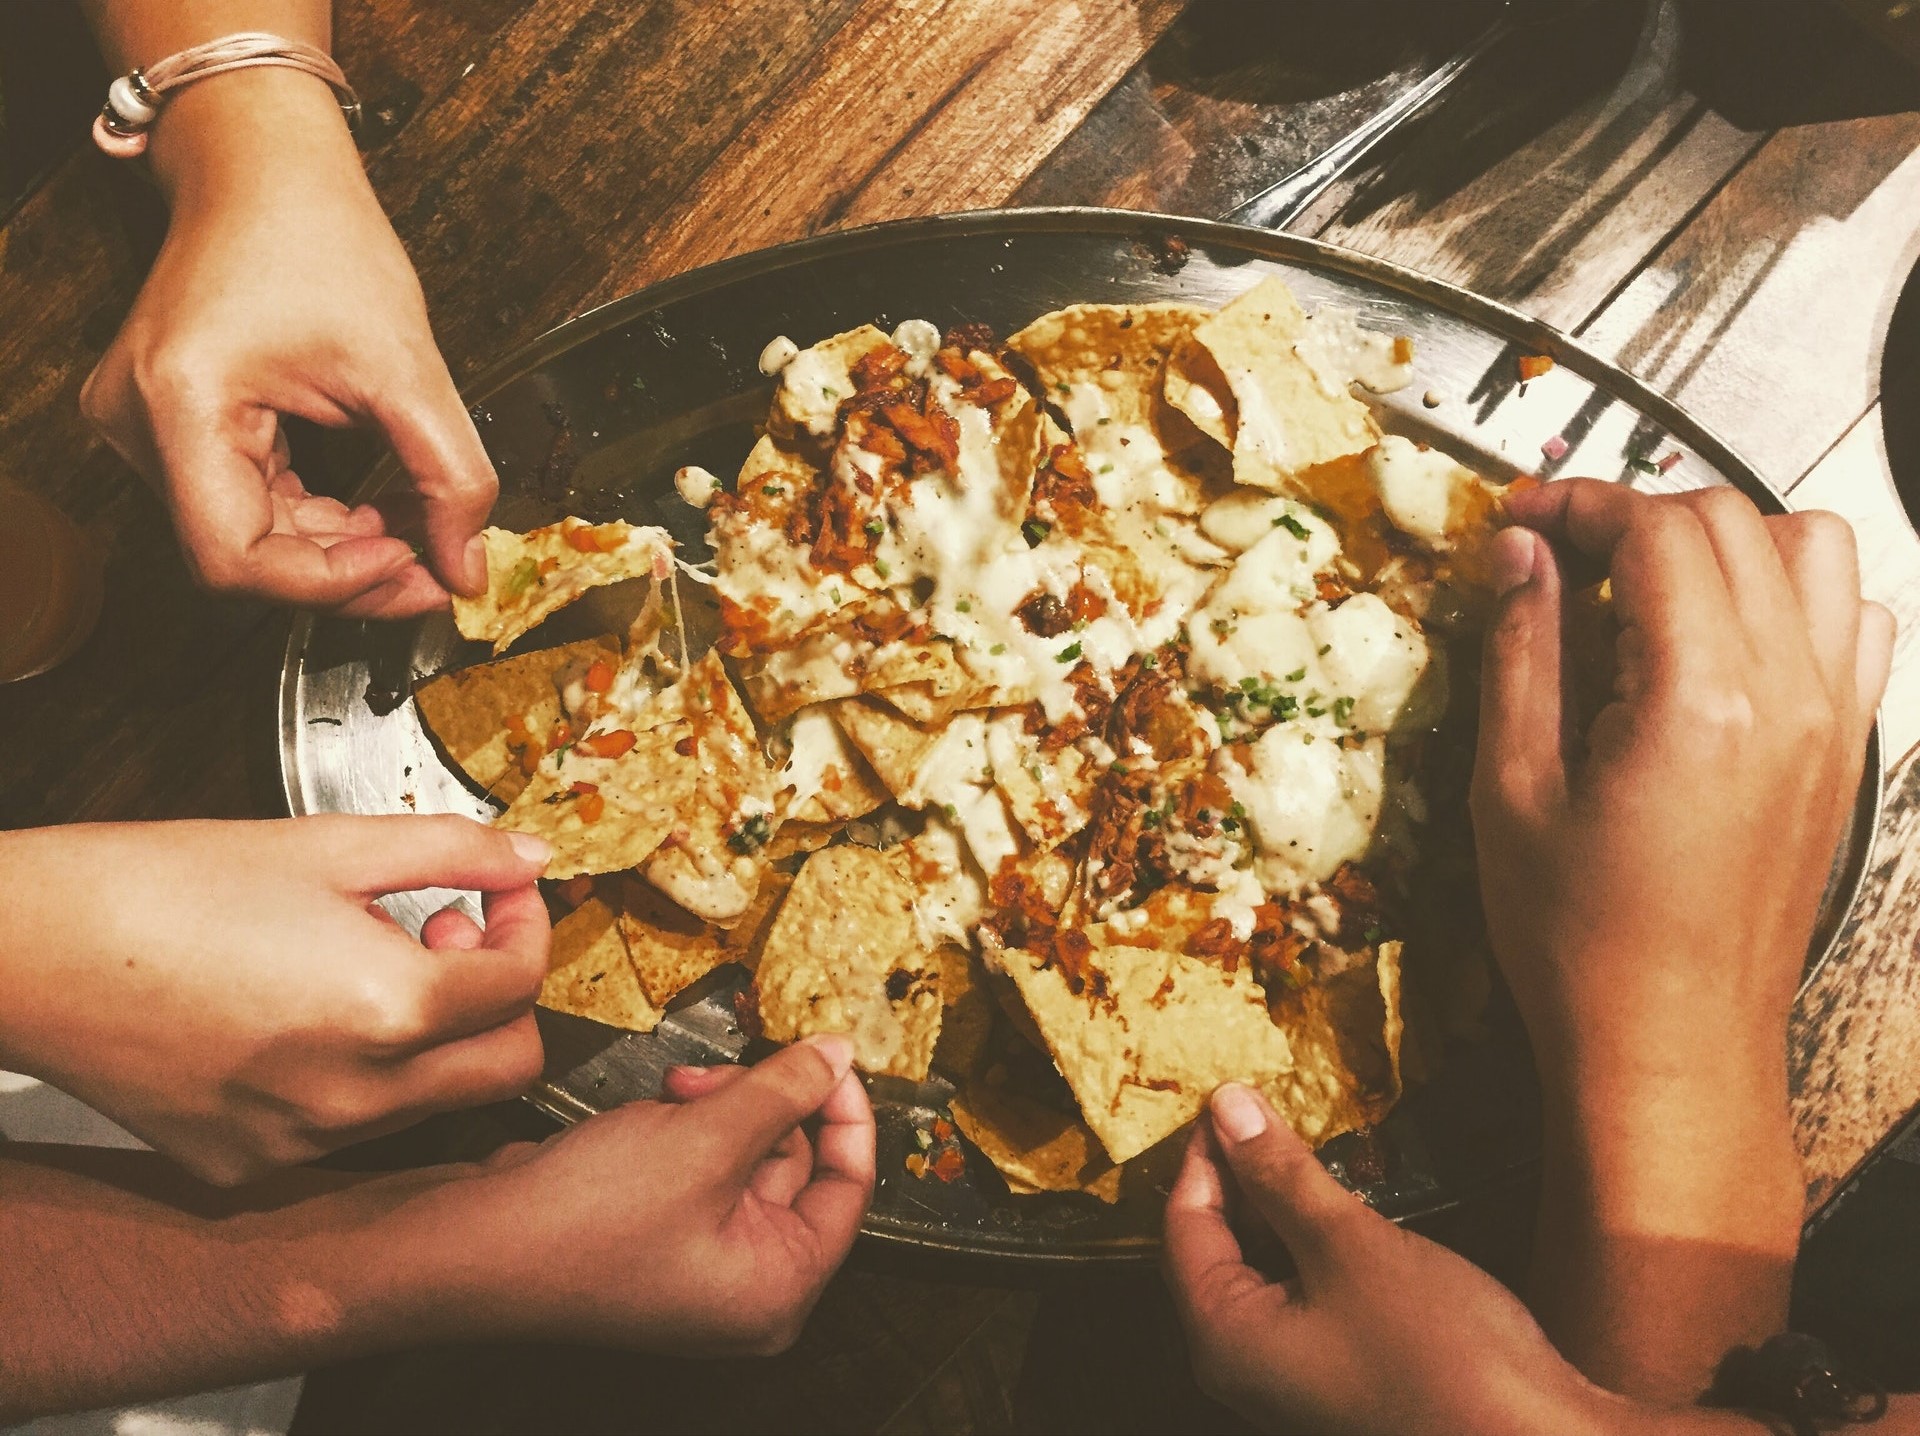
top-left (280, 208), bottom-right (1882, 1262)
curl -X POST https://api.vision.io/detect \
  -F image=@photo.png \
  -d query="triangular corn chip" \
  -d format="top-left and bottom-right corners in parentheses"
top-left (414, 636), bottom-right (619, 805)
top-left (454, 520), bottom-right (674, 654)
top-left (539, 897), bottom-right (660, 1033)
top-left (755, 844), bottom-right (942, 1080)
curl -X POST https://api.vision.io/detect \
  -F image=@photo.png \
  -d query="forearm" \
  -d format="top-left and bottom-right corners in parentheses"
top-left (1531, 1044), bottom-right (1803, 1404)
top-left (0, 1145), bottom-right (470, 1423)
top-left (80, 0), bottom-right (330, 71)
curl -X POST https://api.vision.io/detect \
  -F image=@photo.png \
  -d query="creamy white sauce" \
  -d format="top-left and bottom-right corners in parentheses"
top-left (777, 347), bottom-right (854, 436)
top-left (1367, 434), bottom-right (1487, 552)
top-left (758, 335), bottom-right (800, 376)
top-left (674, 464), bottom-right (721, 508)
top-left (1220, 728), bottom-right (1385, 895)
top-left (890, 318), bottom-right (941, 377)
top-left (1294, 309), bottom-right (1414, 398)
top-left (1199, 490), bottom-right (1325, 554)
top-left (903, 818), bottom-right (988, 948)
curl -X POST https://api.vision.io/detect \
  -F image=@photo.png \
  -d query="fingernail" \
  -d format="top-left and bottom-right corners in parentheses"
top-left (804, 1033), bottom-right (856, 1081)
top-left (463, 535), bottom-right (489, 591)
top-left (1210, 1083), bottom-right (1269, 1144)
top-left (506, 832), bottom-right (552, 868)
top-left (1489, 527), bottom-right (1539, 598)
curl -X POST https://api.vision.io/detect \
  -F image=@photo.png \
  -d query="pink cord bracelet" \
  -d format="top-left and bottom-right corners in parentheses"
top-left (93, 32), bottom-right (360, 159)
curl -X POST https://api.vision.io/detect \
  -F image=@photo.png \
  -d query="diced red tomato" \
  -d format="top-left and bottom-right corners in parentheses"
top-left (577, 729), bottom-right (637, 759)
top-left (564, 524), bottom-right (604, 554)
top-left (576, 792), bottom-right (606, 823)
top-left (583, 659), bottom-right (615, 693)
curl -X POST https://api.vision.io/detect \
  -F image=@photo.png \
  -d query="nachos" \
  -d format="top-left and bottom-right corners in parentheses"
top-left (416, 280), bottom-right (1518, 1197)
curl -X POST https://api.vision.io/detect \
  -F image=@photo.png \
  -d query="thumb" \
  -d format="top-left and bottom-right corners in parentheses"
top-left (1471, 526), bottom-right (1568, 823)
top-left (1207, 1084), bottom-right (1375, 1288)
top-left (691, 1036), bottom-right (858, 1186)
top-left (367, 362), bottom-right (498, 597)
top-left (295, 813), bottom-right (552, 895)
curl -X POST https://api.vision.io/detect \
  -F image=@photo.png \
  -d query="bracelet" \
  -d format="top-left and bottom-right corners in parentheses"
top-left (1704, 1333), bottom-right (1887, 1436)
top-left (92, 31), bottom-right (360, 160)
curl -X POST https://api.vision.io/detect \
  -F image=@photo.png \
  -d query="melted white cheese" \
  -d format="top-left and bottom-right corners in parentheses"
top-left (778, 706), bottom-right (857, 814)
top-left (758, 335), bottom-right (800, 376)
top-left (777, 347), bottom-right (854, 436)
top-left (1306, 593), bottom-right (1439, 734)
top-left (1199, 490), bottom-right (1326, 554)
top-left (1221, 728), bottom-right (1385, 895)
top-left (1367, 434), bottom-right (1486, 552)
top-left (1294, 310), bottom-right (1414, 398)
top-left (674, 464), bottom-right (720, 508)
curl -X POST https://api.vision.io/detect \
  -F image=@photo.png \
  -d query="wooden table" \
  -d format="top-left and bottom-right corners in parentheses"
top-left (4, 0), bottom-right (1919, 1428)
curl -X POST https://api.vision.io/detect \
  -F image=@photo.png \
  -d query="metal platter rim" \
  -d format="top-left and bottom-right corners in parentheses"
top-left (276, 205), bottom-right (1885, 1258)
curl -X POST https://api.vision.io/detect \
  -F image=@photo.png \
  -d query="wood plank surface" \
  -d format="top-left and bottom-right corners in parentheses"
top-left (609, 0), bottom-right (1190, 299)
top-left (3, 0), bottom-right (1920, 1426)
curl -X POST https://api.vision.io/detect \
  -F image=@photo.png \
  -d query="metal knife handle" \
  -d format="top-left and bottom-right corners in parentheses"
top-left (1221, 5), bottom-right (1519, 232)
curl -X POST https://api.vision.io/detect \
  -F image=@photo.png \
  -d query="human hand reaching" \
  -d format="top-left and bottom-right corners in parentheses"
top-left (82, 70), bottom-right (494, 617)
top-left (1469, 479), bottom-right (1893, 1397)
top-left (430, 1037), bottom-right (876, 1355)
top-left (1471, 479), bottom-right (1891, 1078)
top-left (1164, 1084), bottom-right (1620, 1436)
top-left (0, 815), bottom-right (551, 1184)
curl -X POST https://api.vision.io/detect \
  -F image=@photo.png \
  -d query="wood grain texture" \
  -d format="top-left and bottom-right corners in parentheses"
top-left (1795, 744), bottom-right (1920, 1212)
top-left (1579, 113), bottom-right (1920, 489)
top-left (611, 0), bottom-right (1190, 298)
top-left (1789, 406), bottom-right (1920, 765)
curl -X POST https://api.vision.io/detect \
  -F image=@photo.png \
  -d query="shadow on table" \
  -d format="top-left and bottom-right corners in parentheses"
top-left (1883, 257), bottom-right (1920, 536)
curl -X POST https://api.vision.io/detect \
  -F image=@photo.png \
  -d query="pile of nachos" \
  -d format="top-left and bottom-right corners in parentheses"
top-left (420, 276), bottom-right (1517, 1200)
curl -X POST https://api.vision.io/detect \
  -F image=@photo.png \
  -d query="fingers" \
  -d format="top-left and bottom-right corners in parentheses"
top-left (421, 905), bottom-right (486, 951)
top-left (667, 1064), bottom-right (815, 1205)
top-left (1164, 1123), bottom-right (1268, 1330)
top-left (691, 1036), bottom-right (860, 1185)
top-left (366, 369), bottom-right (497, 597)
top-left (1856, 601), bottom-right (1896, 732)
top-left (1767, 510), bottom-right (1864, 703)
top-left (303, 814), bottom-right (552, 896)
top-left (1205, 1084), bottom-right (1372, 1289)
top-left (1472, 527), bottom-right (1568, 819)
top-left (407, 884), bottom-right (551, 1042)
top-left (389, 1009), bottom-right (546, 1113)
top-left (151, 397), bottom-right (421, 605)
top-left (787, 1063), bottom-right (875, 1260)
top-left (1504, 480), bottom-right (1734, 682)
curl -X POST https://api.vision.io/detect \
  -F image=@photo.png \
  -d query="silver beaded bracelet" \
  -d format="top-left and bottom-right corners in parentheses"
top-left (93, 31), bottom-right (360, 159)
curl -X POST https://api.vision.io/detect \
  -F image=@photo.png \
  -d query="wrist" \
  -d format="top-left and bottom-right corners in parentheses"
top-left (148, 67), bottom-right (365, 213)
top-left (273, 1165), bottom-right (498, 1355)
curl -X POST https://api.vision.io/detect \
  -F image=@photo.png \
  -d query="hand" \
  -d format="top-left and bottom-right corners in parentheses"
top-left (427, 1037), bottom-right (876, 1355)
top-left (81, 70), bottom-right (495, 617)
top-left (1164, 1084), bottom-right (1618, 1436)
top-left (0, 815), bottom-right (552, 1184)
top-left (1470, 480), bottom-right (1894, 1397)
top-left (1472, 481), bottom-right (1893, 1091)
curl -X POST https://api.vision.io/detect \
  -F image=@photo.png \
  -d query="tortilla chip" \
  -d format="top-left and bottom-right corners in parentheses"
top-left (755, 844), bottom-right (943, 1080)
top-left (1007, 302), bottom-right (1210, 434)
top-left (454, 521), bottom-right (673, 654)
top-left (996, 930), bottom-right (1295, 1164)
top-left (769, 324), bottom-right (892, 439)
top-left (825, 696), bottom-right (943, 802)
top-left (638, 654), bottom-right (778, 925)
top-left (1190, 277), bottom-right (1379, 493)
top-left (1164, 337), bottom-right (1236, 450)
top-left (779, 706), bottom-right (889, 824)
top-left (414, 636), bottom-right (619, 804)
top-left (615, 865), bottom-right (793, 1007)
top-left (985, 712), bottom-right (1093, 849)
top-left (494, 684), bottom-right (699, 879)
top-left (930, 944), bottom-right (996, 1081)
top-left (539, 898), bottom-right (661, 1033)
top-left (1264, 942), bottom-right (1405, 1145)
top-left (952, 1077), bottom-right (1119, 1201)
